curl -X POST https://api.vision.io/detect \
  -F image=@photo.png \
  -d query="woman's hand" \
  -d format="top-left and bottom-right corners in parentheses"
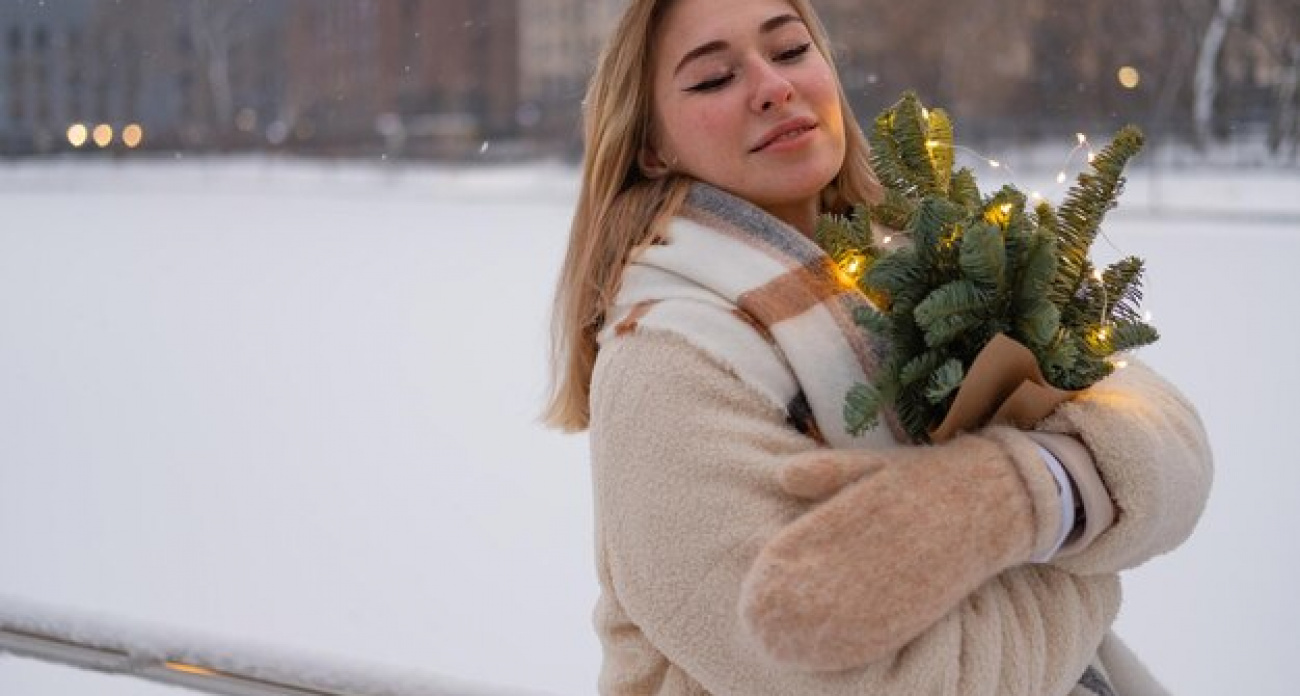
top-left (739, 427), bottom-right (1065, 671)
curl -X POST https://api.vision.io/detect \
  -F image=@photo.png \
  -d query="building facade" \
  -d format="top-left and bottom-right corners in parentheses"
top-left (1, 0), bottom-right (96, 153)
top-left (1, 0), bottom-right (1290, 157)
top-left (518, 0), bottom-right (625, 144)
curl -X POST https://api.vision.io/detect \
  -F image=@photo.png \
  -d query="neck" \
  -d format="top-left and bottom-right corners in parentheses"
top-left (762, 199), bottom-right (819, 239)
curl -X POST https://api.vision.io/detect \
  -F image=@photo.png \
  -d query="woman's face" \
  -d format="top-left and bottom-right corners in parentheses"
top-left (649, 0), bottom-right (845, 233)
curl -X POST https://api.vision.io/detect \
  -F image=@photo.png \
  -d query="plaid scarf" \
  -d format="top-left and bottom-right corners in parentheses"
top-left (599, 182), bottom-right (903, 448)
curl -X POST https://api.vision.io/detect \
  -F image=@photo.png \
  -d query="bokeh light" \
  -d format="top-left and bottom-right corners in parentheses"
top-left (122, 124), bottom-right (144, 148)
top-left (92, 124), bottom-right (114, 148)
top-left (1118, 66), bottom-right (1141, 89)
top-left (66, 123), bottom-right (88, 148)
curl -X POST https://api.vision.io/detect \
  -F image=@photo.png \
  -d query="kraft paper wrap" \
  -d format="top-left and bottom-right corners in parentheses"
top-left (928, 333), bottom-right (1076, 443)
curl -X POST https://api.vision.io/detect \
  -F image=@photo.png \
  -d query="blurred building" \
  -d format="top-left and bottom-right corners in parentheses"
top-left (519, 0), bottom-right (625, 146)
top-left (283, 1), bottom-right (381, 152)
top-left (0, 0), bottom-right (96, 154)
top-left (103, 0), bottom-right (290, 151)
top-left (813, 0), bottom-right (1297, 145)
top-left (0, 0), bottom-right (1293, 158)
top-left (375, 0), bottom-right (520, 154)
top-left (0, 0), bottom-right (289, 154)
top-left (286, 0), bottom-right (520, 157)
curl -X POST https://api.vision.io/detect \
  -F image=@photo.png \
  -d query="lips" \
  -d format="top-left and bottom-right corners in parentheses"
top-left (751, 117), bottom-right (818, 153)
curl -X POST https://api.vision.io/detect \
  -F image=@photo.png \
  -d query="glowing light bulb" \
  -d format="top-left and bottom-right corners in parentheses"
top-left (66, 123), bottom-right (88, 148)
top-left (989, 160), bottom-right (1002, 168)
top-left (92, 124), bottom-right (113, 148)
top-left (1113, 360), bottom-right (1129, 369)
top-left (122, 123), bottom-right (144, 149)
top-left (1117, 66), bottom-right (1141, 89)
top-left (838, 252), bottom-right (868, 287)
top-left (1088, 152), bottom-right (1097, 164)
top-left (922, 108), bottom-right (931, 121)
top-left (1076, 133), bottom-right (1088, 145)
top-left (1056, 172), bottom-right (1067, 184)
top-left (882, 235), bottom-right (893, 244)
top-left (985, 203), bottom-right (1014, 227)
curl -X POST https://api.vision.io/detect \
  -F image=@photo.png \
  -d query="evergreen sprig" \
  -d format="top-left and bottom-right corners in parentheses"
top-left (814, 91), bottom-right (1158, 443)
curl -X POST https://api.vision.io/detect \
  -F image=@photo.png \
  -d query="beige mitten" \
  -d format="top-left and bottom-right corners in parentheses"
top-left (739, 426), bottom-right (1064, 671)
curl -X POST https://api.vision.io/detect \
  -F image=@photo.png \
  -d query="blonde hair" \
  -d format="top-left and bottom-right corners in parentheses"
top-left (542, 0), bottom-right (882, 432)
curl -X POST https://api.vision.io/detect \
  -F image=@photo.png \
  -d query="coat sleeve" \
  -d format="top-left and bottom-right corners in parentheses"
top-left (589, 330), bottom-right (1120, 696)
top-left (1034, 358), bottom-right (1214, 576)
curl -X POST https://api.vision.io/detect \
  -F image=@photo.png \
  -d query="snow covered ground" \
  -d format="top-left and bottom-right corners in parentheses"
top-left (0, 157), bottom-right (1297, 696)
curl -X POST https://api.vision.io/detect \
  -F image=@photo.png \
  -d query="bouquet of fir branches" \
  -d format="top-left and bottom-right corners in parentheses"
top-left (817, 92), bottom-right (1157, 443)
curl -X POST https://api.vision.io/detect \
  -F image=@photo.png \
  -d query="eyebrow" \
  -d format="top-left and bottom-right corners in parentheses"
top-left (672, 14), bottom-right (805, 77)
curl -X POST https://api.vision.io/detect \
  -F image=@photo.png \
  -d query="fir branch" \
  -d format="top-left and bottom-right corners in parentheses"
top-left (895, 382), bottom-right (935, 440)
top-left (893, 94), bottom-right (943, 196)
top-left (925, 358), bottom-right (964, 404)
top-left (817, 93), bottom-right (1154, 443)
top-left (913, 280), bottom-right (993, 348)
top-left (909, 196), bottom-right (966, 270)
top-left (872, 189), bottom-right (919, 230)
top-left (950, 168), bottom-right (981, 211)
top-left (1101, 256), bottom-right (1148, 323)
top-left (926, 108), bottom-right (955, 194)
top-left (853, 305), bottom-right (892, 334)
top-left (959, 222), bottom-right (1008, 291)
top-left (869, 113), bottom-right (927, 197)
top-left (899, 350), bottom-right (947, 387)
top-left (1015, 231), bottom-right (1058, 304)
top-left (845, 382), bottom-right (883, 436)
top-left (1106, 320), bottom-right (1160, 353)
top-left (865, 246), bottom-right (924, 299)
top-left (1015, 300), bottom-right (1061, 350)
top-left (1050, 125), bottom-right (1146, 307)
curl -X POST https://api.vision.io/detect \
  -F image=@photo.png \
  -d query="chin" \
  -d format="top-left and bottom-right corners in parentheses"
top-left (750, 168), bottom-right (837, 209)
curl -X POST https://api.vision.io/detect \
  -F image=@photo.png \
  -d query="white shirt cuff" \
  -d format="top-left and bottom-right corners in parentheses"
top-left (1029, 444), bottom-right (1076, 563)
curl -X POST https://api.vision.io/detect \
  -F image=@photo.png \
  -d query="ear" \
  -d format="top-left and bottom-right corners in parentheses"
top-left (638, 145), bottom-right (671, 179)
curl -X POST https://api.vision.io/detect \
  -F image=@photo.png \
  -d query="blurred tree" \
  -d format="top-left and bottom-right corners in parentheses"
top-left (186, 0), bottom-right (253, 146)
top-left (1194, 0), bottom-right (1244, 147)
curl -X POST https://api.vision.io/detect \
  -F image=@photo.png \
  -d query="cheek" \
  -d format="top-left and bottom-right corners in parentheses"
top-left (805, 64), bottom-right (839, 110)
top-left (669, 101), bottom-right (742, 156)
top-left (804, 69), bottom-right (845, 142)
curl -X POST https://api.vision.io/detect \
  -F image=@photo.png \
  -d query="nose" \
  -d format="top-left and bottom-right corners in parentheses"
top-left (749, 60), bottom-right (794, 114)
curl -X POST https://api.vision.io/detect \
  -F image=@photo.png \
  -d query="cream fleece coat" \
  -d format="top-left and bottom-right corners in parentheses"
top-left (589, 330), bottom-right (1212, 696)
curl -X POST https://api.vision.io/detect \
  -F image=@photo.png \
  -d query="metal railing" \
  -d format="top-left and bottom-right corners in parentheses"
top-left (0, 596), bottom-right (554, 696)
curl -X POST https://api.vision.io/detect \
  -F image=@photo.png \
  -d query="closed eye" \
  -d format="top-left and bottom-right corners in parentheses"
top-left (686, 74), bottom-right (734, 93)
top-left (776, 42), bottom-right (811, 62)
top-left (683, 43), bottom-right (811, 93)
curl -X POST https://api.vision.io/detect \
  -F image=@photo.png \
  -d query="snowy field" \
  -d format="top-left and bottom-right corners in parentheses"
top-left (0, 157), bottom-right (1297, 696)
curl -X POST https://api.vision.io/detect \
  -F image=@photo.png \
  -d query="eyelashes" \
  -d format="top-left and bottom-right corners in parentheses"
top-left (684, 42), bottom-right (813, 93)
top-left (687, 74), bottom-right (733, 93)
top-left (776, 42), bottom-right (812, 63)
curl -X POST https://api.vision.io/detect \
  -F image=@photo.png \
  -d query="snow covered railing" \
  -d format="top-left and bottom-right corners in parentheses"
top-left (0, 596), bottom-right (553, 696)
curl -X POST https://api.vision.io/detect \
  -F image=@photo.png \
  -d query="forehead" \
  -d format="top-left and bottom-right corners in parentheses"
top-left (657, 0), bottom-right (803, 56)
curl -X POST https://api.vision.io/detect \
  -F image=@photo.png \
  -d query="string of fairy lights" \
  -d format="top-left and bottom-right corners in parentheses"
top-left (852, 121), bottom-right (1152, 372)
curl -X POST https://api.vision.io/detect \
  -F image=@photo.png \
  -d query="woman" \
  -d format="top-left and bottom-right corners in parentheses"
top-left (545, 0), bottom-right (1213, 694)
